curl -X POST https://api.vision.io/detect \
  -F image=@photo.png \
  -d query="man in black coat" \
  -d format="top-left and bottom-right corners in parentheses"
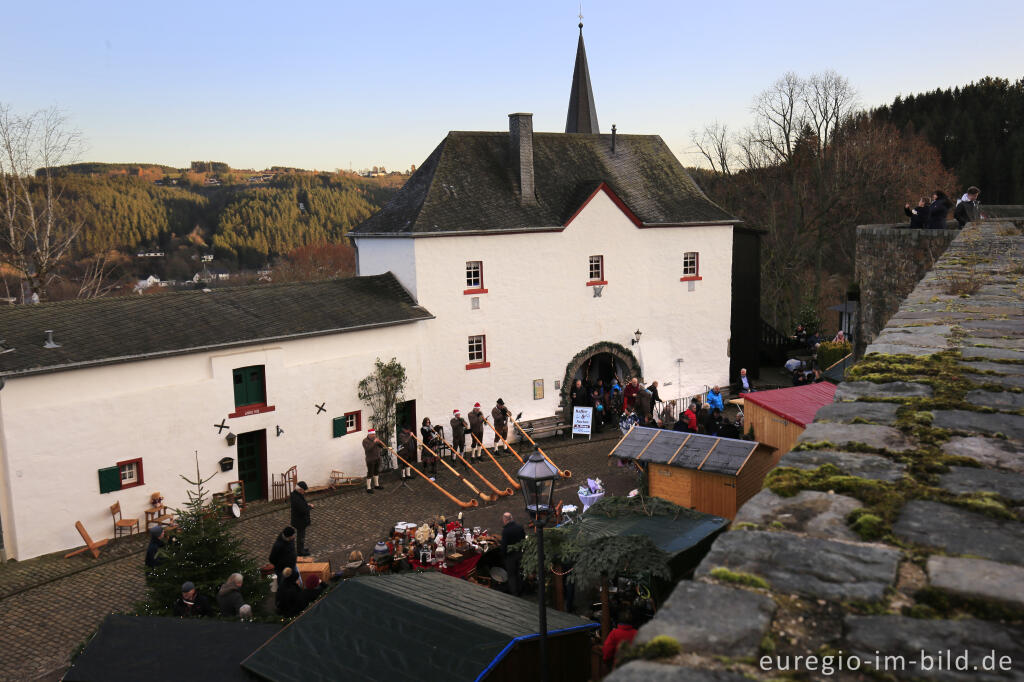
top-left (501, 512), bottom-right (526, 596)
top-left (269, 526), bottom-right (298, 580)
top-left (290, 481), bottom-right (313, 556)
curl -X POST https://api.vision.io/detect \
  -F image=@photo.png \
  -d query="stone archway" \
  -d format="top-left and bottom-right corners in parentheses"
top-left (559, 341), bottom-right (642, 409)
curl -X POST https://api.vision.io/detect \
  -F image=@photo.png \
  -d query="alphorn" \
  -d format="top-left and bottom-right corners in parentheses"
top-left (412, 434), bottom-right (497, 503)
top-left (470, 432), bottom-right (521, 490)
top-left (385, 443), bottom-right (477, 508)
top-left (436, 433), bottom-right (514, 497)
top-left (481, 416), bottom-right (524, 463)
top-left (509, 414), bottom-right (572, 478)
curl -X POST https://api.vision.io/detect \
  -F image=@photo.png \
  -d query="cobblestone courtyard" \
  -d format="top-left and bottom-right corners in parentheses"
top-left (1, 431), bottom-right (634, 681)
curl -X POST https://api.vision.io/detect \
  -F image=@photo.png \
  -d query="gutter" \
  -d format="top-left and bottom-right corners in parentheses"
top-left (474, 622), bottom-right (601, 682)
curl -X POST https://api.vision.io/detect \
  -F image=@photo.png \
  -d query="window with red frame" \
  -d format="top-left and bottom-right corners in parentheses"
top-left (118, 458), bottom-right (144, 489)
top-left (466, 335), bottom-right (489, 369)
top-left (681, 252), bottom-right (700, 280)
top-left (588, 255), bottom-right (605, 284)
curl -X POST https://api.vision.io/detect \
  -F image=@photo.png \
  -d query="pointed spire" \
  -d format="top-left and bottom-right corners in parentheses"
top-left (565, 21), bottom-right (600, 134)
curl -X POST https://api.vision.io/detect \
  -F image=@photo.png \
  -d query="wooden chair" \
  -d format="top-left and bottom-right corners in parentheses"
top-left (110, 501), bottom-right (139, 537)
top-left (64, 521), bottom-right (109, 559)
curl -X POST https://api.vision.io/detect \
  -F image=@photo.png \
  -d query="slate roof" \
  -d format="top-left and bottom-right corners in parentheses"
top-left (350, 132), bottom-right (737, 236)
top-left (609, 426), bottom-right (762, 476)
top-left (241, 572), bottom-right (597, 682)
top-left (742, 382), bottom-right (838, 428)
top-left (0, 273), bottom-right (433, 378)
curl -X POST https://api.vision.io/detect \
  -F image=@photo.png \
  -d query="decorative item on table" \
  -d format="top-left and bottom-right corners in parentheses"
top-left (373, 540), bottom-right (390, 562)
top-left (394, 521), bottom-right (417, 535)
top-left (587, 478), bottom-right (605, 494)
top-left (447, 551), bottom-right (464, 564)
top-left (419, 544), bottom-right (433, 564)
top-left (434, 546), bottom-right (445, 567)
top-left (445, 530), bottom-right (457, 554)
top-left (415, 524), bottom-right (431, 544)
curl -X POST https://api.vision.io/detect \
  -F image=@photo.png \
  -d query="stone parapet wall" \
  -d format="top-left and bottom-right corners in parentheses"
top-left (855, 224), bottom-right (960, 357)
top-left (609, 221), bottom-right (1024, 681)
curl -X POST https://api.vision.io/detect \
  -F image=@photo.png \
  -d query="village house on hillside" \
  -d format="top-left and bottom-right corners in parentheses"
top-left (0, 24), bottom-right (758, 561)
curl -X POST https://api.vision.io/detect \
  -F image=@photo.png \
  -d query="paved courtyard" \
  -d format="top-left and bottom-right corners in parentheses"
top-left (0, 430), bottom-right (636, 681)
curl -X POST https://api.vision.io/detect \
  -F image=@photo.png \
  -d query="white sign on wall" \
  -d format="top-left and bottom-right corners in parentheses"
top-left (572, 407), bottom-right (593, 440)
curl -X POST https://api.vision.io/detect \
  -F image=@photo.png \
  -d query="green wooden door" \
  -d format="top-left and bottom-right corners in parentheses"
top-left (236, 430), bottom-right (267, 500)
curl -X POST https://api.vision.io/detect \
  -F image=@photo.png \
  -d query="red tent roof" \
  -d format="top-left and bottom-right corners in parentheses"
top-left (742, 383), bottom-right (837, 428)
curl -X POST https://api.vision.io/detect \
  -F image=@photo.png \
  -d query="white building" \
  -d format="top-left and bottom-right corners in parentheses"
top-left (0, 25), bottom-right (757, 560)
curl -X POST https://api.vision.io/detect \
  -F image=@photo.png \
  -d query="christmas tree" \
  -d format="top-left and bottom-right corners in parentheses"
top-left (139, 454), bottom-right (269, 616)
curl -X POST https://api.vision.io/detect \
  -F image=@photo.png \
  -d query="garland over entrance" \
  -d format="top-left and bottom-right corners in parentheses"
top-left (559, 341), bottom-right (642, 410)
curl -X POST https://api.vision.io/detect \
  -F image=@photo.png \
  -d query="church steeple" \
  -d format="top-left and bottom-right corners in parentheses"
top-left (565, 21), bottom-right (600, 134)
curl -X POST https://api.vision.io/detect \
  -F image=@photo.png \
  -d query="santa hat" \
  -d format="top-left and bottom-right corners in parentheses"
top-left (368, 428), bottom-right (376, 435)
top-left (453, 409), bottom-right (460, 415)
top-left (473, 402), bottom-right (481, 408)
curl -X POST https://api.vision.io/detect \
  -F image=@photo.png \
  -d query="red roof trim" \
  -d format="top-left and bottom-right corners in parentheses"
top-left (563, 182), bottom-right (643, 228)
top-left (742, 383), bottom-right (837, 428)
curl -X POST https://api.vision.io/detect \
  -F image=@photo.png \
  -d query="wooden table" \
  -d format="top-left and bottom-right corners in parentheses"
top-left (298, 561), bottom-right (332, 585)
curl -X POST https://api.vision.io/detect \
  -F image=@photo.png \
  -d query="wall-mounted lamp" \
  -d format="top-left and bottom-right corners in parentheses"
top-left (225, 432), bottom-right (237, 447)
top-left (631, 329), bottom-right (642, 346)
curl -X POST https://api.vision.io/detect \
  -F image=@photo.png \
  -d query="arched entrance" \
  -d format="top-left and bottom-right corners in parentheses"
top-left (560, 342), bottom-right (642, 408)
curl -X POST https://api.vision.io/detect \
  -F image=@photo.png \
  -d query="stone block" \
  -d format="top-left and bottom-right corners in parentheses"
top-left (843, 615), bottom-right (1024, 680)
top-left (633, 581), bottom-right (775, 657)
top-left (942, 436), bottom-right (1024, 473)
top-left (607, 661), bottom-right (750, 682)
top-left (864, 343), bottom-right (938, 356)
top-left (965, 390), bottom-right (1024, 410)
top-left (961, 360), bottom-right (1024, 376)
top-left (734, 489), bottom-right (862, 540)
top-left (813, 402), bottom-right (900, 425)
top-left (834, 382), bottom-right (932, 401)
top-left (966, 372), bottom-right (1024, 389)
top-left (927, 556), bottom-right (1024, 609)
top-left (695, 530), bottom-right (900, 602)
top-left (961, 346), bottom-right (1024, 362)
top-left (932, 410), bottom-right (1024, 440)
top-left (779, 450), bottom-right (907, 482)
top-left (938, 466), bottom-right (1024, 501)
top-left (893, 500), bottom-right (1024, 564)
top-left (798, 423), bottom-right (913, 452)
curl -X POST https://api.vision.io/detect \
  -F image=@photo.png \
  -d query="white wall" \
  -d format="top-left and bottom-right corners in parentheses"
top-left (357, 238), bottom-right (418, 299)
top-left (367, 188), bottom-right (734, 426)
top-left (0, 324), bottom-right (423, 560)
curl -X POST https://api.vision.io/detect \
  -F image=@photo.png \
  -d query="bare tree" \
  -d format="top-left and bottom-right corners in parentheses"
top-left (0, 104), bottom-right (84, 302)
top-left (690, 121), bottom-right (732, 174)
top-left (749, 71), bottom-right (805, 166)
top-left (803, 70), bottom-right (858, 159)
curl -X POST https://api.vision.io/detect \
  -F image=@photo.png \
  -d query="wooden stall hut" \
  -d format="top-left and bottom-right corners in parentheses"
top-left (741, 383), bottom-right (837, 455)
top-left (242, 572), bottom-right (599, 682)
top-left (610, 427), bottom-right (777, 519)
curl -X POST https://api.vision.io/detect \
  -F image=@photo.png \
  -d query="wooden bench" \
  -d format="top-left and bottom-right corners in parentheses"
top-left (516, 415), bottom-right (569, 441)
top-left (328, 471), bottom-right (363, 488)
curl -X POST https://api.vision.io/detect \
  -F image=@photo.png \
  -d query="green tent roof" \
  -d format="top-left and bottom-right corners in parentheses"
top-left (242, 572), bottom-right (597, 682)
top-left (566, 506), bottom-right (729, 557)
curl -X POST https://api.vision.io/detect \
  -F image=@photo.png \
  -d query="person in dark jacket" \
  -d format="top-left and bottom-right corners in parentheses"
top-left (276, 567), bottom-right (308, 617)
top-left (173, 581), bottom-right (212, 617)
top-left (216, 573), bottom-right (246, 616)
top-left (501, 512), bottom-right (526, 596)
top-left (290, 481), bottom-right (313, 556)
top-left (954, 186), bottom-right (980, 227)
top-left (904, 197), bottom-right (929, 228)
top-left (450, 409), bottom-right (468, 461)
top-left (468, 402), bottom-right (485, 460)
top-left (145, 525), bottom-right (165, 568)
top-left (927, 190), bottom-right (951, 229)
top-left (269, 526), bottom-right (298, 580)
top-left (362, 428), bottom-right (385, 493)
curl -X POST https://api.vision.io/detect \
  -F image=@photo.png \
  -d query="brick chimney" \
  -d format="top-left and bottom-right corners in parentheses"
top-left (508, 113), bottom-right (537, 205)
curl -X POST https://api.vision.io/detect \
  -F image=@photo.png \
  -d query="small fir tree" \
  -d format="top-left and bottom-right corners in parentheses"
top-left (140, 454), bottom-right (268, 616)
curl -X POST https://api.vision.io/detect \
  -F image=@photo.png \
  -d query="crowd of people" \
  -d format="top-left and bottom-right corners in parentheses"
top-left (905, 186), bottom-right (981, 229)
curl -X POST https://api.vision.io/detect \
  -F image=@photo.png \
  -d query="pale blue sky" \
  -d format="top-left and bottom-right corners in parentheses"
top-left (2, 0), bottom-right (1022, 172)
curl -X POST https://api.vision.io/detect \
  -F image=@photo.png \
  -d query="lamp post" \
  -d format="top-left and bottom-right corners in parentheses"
top-left (517, 446), bottom-right (559, 682)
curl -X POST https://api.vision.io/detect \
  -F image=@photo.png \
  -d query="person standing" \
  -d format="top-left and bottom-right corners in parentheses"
top-left (468, 402), bottom-right (485, 460)
top-left (450, 409), bottom-right (468, 462)
top-left (145, 525), bottom-right (165, 569)
top-left (491, 399), bottom-right (511, 453)
top-left (954, 186), bottom-right (981, 227)
top-left (173, 581), bottom-right (212, 617)
top-left (217, 573), bottom-right (246, 617)
top-left (269, 526), bottom-right (298, 581)
top-left (622, 377), bottom-right (640, 413)
top-left (501, 512), bottom-right (526, 596)
top-left (362, 428), bottom-right (385, 494)
top-left (927, 190), bottom-right (951, 230)
top-left (398, 426), bottom-right (416, 480)
top-left (905, 197), bottom-right (929, 229)
top-left (707, 385), bottom-right (725, 412)
top-left (419, 418), bottom-right (439, 479)
top-left (570, 379), bottom-right (591, 407)
top-left (290, 481), bottom-right (313, 556)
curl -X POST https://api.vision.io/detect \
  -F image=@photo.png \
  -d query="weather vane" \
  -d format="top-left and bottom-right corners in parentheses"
top-left (578, 3), bottom-right (584, 25)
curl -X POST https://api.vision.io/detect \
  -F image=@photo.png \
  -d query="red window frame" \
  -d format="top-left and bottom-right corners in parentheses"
top-left (344, 410), bottom-right (362, 433)
top-left (680, 251), bottom-right (702, 282)
top-left (117, 458), bottom-right (144, 489)
top-left (466, 334), bottom-right (490, 370)
top-left (587, 255), bottom-right (607, 286)
top-left (464, 260), bottom-right (488, 295)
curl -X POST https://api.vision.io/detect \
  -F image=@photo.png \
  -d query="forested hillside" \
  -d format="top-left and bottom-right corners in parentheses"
top-left (873, 77), bottom-right (1024, 204)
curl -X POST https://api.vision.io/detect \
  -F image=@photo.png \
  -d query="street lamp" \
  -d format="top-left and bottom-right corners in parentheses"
top-left (517, 447), bottom-right (559, 682)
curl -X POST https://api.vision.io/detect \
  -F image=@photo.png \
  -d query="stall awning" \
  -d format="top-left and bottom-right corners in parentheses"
top-left (741, 382), bottom-right (837, 427)
top-left (609, 426), bottom-right (761, 476)
top-left (242, 572), bottom-right (598, 682)
top-left (63, 615), bottom-right (280, 682)
top-left (566, 508), bottom-right (729, 557)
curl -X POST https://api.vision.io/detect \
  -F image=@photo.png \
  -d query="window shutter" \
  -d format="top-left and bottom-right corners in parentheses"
top-left (98, 466), bottom-right (122, 494)
top-left (248, 367), bottom-right (266, 404)
top-left (233, 369), bottom-right (247, 406)
top-left (332, 417), bottom-right (347, 438)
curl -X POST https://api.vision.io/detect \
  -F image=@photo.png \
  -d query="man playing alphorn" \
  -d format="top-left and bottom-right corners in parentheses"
top-left (492, 398), bottom-right (510, 453)
top-left (450, 409), bottom-right (468, 463)
top-left (397, 426), bottom-right (416, 481)
top-left (362, 428), bottom-right (385, 494)
top-left (468, 402), bottom-right (485, 461)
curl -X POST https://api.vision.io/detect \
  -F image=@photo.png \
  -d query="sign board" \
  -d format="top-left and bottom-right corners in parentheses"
top-left (571, 407), bottom-right (593, 439)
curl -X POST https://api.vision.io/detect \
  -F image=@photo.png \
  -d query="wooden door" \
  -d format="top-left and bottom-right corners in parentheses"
top-left (236, 430), bottom-right (268, 500)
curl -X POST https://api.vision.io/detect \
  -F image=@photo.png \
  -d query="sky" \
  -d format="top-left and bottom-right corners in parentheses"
top-left (2, 0), bottom-right (1023, 173)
